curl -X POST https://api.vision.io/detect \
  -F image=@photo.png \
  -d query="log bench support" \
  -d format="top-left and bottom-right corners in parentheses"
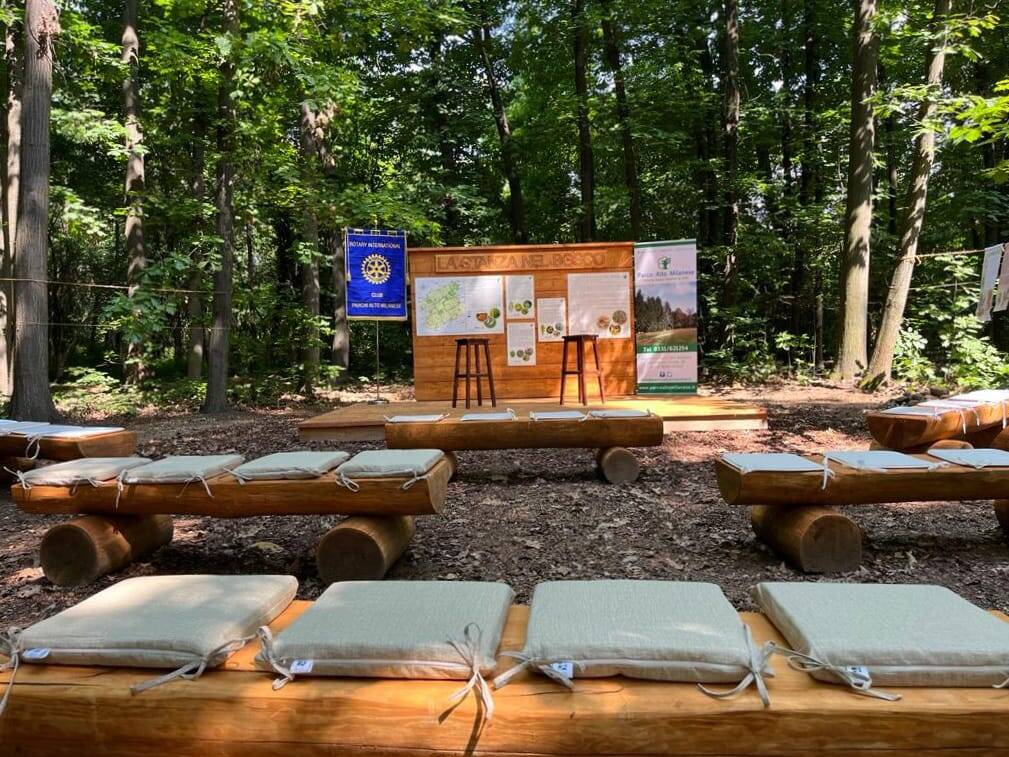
top-left (40, 514), bottom-right (174, 586)
top-left (595, 447), bottom-right (640, 484)
top-left (750, 505), bottom-right (862, 574)
top-left (316, 515), bottom-right (415, 584)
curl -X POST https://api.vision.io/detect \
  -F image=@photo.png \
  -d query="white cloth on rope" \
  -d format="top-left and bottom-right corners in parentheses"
top-left (130, 635), bottom-right (252, 694)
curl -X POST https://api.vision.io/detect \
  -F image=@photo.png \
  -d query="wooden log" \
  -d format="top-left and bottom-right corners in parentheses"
top-left (0, 457), bottom-right (36, 484)
top-left (39, 514), bottom-right (174, 587)
top-left (0, 430), bottom-right (137, 461)
top-left (316, 515), bottom-right (415, 584)
top-left (595, 446), bottom-right (640, 484)
top-left (13, 458), bottom-right (451, 517)
top-left (870, 437), bottom-right (975, 453)
top-left (994, 500), bottom-right (1009, 539)
top-left (751, 505), bottom-right (862, 573)
top-left (865, 403), bottom-right (1005, 450)
top-left (715, 453), bottom-right (1009, 506)
top-left (443, 450), bottom-right (458, 481)
top-left (385, 414), bottom-right (664, 451)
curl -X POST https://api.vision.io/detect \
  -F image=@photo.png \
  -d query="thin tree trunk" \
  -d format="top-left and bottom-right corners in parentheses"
top-left (792, 0), bottom-right (817, 333)
top-left (0, 24), bottom-right (20, 396)
top-left (10, 0), bottom-right (58, 420)
top-left (472, 24), bottom-right (527, 243)
top-left (863, 0), bottom-right (951, 386)
top-left (834, 0), bottom-right (878, 382)
top-left (299, 101), bottom-right (320, 395)
top-left (885, 112), bottom-right (898, 236)
top-left (186, 114), bottom-right (206, 379)
top-left (721, 0), bottom-right (741, 316)
top-left (600, 0), bottom-right (641, 240)
top-left (329, 233), bottom-right (349, 368)
top-left (122, 0), bottom-right (145, 384)
top-left (202, 0), bottom-right (237, 414)
top-left (425, 34), bottom-right (460, 240)
top-left (693, 24), bottom-right (719, 247)
top-left (572, 0), bottom-right (595, 241)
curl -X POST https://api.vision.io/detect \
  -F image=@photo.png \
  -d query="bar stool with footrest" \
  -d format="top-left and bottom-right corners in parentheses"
top-left (560, 334), bottom-right (605, 405)
top-left (452, 338), bottom-right (497, 408)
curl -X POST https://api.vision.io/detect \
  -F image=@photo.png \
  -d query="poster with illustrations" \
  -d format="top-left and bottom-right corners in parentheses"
top-left (537, 297), bottom-right (567, 341)
top-left (414, 275), bottom-right (504, 336)
top-left (505, 275), bottom-right (535, 319)
top-left (507, 322), bottom-right (537, 366)
top-left (567, 272), bottom-right (631, 339)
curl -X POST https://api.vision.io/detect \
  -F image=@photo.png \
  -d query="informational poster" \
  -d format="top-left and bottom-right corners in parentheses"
top-left (345, 229), bottom-right (408, 320)
top-left (977, 244), bottom-right (1003, 322)
top-left (505, 275), bottom-right (535, 319)
top-left (995, 242), bottom-right (1009, 313)
top-left (414, 275), bottom-right (504, 336)
top-left (537, 297), bottom-right (566, 341)
top-left (634, 239), bottom-right (698, 394)
top-left (567, 272), bottom-right (631, 339)
top-left (507, 322), bottom-right (536, 365)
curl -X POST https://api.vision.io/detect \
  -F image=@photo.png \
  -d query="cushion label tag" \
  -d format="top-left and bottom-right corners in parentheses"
top-left (290, 659), bottom-right (314, 674)
top-left (23, 648), bottom-right (50, 661)
top-left (550, 661), bottom-right (574, 678)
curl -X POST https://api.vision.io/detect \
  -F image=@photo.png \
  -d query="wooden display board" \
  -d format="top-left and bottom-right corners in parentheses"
top-left (408, 242), bottom-right (636, 401)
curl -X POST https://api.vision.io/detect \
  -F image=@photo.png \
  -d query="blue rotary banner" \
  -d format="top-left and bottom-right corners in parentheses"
top-left (345, 229), bottom-right (408, 321)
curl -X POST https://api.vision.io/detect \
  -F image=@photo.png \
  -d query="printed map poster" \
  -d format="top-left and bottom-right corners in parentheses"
top-left (537, 297), bottom-right (566, 341)
top-left (414, 275), bottom-right (505, 336)
top-left (567, 272), bottom-right (631, 339)
top-left (634, 239), bottom-right (698, 394)
top-left (507, 322), bottom-right (537, 366)
top-left (506, 275), bottom-right (535, 319)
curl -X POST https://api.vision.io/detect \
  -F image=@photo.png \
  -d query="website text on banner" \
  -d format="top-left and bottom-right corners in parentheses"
top-left (634, 240), bottom-right (698, 394)
top-left (345, 230), bottom-right (408, 321)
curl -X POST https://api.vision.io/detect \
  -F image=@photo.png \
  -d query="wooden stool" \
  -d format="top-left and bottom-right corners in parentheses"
top-left (452, 338), bottom-right (496, 408)
top-left (560, 334), bottom-right (605, 405)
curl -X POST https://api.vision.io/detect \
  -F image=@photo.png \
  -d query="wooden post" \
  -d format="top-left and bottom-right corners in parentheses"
top-left (0, 456), bottom-right (35, 484)
top-left (316, 515), bottom-right (415, 584)
top-left (443, 450), bottom-right (458, 481)
top-left (596, 446), bottom-right (639, 484)
top-left (750, 505), bottom-right (862, 573)
top-left (40, 514), bottom-right (174, 586)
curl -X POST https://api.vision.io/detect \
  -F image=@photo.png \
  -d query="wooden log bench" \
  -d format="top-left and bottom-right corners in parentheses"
top-left (0, 428), bottom-right (137, 461)
top-left (385, 412), bottom-right (664, 484)
top-left (715, 448), bottom-right (1009, 573)
top-left (3, 600), bottom-right (1009, 756)
top-left (865, 399), bottom-right (1007, 450)
top-left (12, 459), bottom-right (452, 587)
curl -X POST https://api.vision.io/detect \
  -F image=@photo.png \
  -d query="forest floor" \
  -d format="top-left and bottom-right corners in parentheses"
top-left (4, 379), bottom-right (1009, 627)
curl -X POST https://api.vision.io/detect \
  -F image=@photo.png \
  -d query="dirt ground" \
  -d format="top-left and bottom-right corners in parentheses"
top-left (4, 380), bottom-right (1009, 628)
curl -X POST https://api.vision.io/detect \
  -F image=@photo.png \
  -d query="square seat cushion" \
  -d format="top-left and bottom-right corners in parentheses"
top-left (821, 450), bottom-right (940, 470)
top-left (256, 581), bottom-right (514, 680)
top-left (336, 449), bottom-right (444, 479)
top-left (927, 447), bottom-right (1009, 469)
top-left (10, 574), bottom-right (297, 669)
top-left (231, 451), bottom-right (349, 481)
top-left (499, 580), bottom-right (766, 685)
top-left (754, 582), bottom-right (1009, 687)
top-left (0, 422), bottom-right (56, 437)
top-left (123, 455), bottom-right (245, 484)
top-left (43, 426), bottom-right (126, 438)
top-left (19, 457), bottom-right (152, 487)
top-left (460, 411), bottom-right (516, 422)
top-left (951, 389), bottom-right (1009, 403)
top-left (384, 414), bottom-right (447, 423)
top-left (588, 409), bottom-right (650, 419)
top-left (721, 452), bottom-right (824, 474)
top-left (529, 410), bottom-right (586, 422)
top-left (879, 405), bottom-right (942, 416)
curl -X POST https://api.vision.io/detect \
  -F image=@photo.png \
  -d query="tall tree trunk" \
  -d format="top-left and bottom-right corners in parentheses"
top-left (0, 24), bottom-right (20, 396)
top-left (884, 112), bottom-right (898, 236)
top-left (693, 24), bottom-right (719, 247)
top-left (202, 0), bottom-right (237, 414)
top-left (425, 34), bottom-right (460, 241)
top-left (472, 24), bottom-right (527, 243)
top-left (792, 0), bottom-right (817, 333)
top-left (721, 0), bottom-right (741, 315)
top-left (299, 101), bottom-right (320, 395)
top-left (121, 0), bottom-right (145, 384)
top-left (863, 0), bottom-right (952, 386)
top-left (186, 113), bottom-right (206, 379)
top-left (600, 0), bottom-right (641, 239)
top-left (834, 0), bottom-right (878, 382)
top-left (10, 0), bottom-right (57, 420)
top-left (329, 232), bottom-right (349, 368)
top-left (572, 0), bottom-right (595, 242)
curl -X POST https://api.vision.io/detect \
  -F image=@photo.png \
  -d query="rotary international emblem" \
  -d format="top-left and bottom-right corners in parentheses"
top-left (361, 253), bottom-right (392, 285)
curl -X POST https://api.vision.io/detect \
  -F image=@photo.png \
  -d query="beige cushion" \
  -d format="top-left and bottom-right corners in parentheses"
top-left (384, 414), bottom-right (447, 423)
top-left (926, 448), bottom-right (1009, 469)
top-left (123, 455), bottom-right (245, 484)
top-left (722, 452), bottom-right (824, 474)
top-left (11, 575), bottom-right (297, 668)
top-left (44, 426), bottom-right (125, 438)
top-left (588, 409), bottom-right (650, 419)
top-left (0, 422), bottom-right (58, 437)
top-left (256, 581), bottom-right (513, 680)
top-left (20, 457), bottom-right (152, 487)
top-left (231, 451), bottom-right (349, 481)
top-left (755, 582), bottom-right (1009, 687)
top-left (336, 449), bottom-right (443, 479)
top-left (529, 410), bottom-right (586, 421)
top-left (501, 580), bottom-right (765, 684)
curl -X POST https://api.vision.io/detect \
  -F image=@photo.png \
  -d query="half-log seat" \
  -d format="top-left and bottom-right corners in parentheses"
top-left (0, 422), bottom-right (137, 487)
top-left (384, 408), bottom-right (663, 483)
top-left (715, 448), bottom-right (1009, 573)
top-left (865, 390), bottom-right (1009, 450)
top-left (12, 450), bottom-right (451, 587)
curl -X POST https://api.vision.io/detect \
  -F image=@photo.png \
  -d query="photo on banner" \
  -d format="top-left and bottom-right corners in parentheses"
top-left (344, 229), bottom-right (408, 321)
top-left (634, 240), bottom-right (698, 394)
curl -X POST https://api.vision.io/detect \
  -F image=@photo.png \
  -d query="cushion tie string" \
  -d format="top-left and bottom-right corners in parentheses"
top-left (335, 472), bottom-right (361, 492)
top-left (783, 649), bottom-right (900, 701)
top-left (0, 627), bottom-right (23, 717)
top-left (228, 468), bottom-right (250, 485)
top-left (177, 473), bottom-right (214, 499)
top-left (491, 652), bottom-right (576, 690)
top-left (24, 434), bottom-right (45, 460)
top-left (130, 635), bottom-right (251, 695)
top-left (114, 471), bottom-right (128, 510)
top-left (995, 674), bottom-right (1009, 689)
top-left (447, 623), bottom-right (495, 724)
top-left (4, 467), bottom-right (31, 491)
top-left (697, 625), bottom-right (774, 707)
top-left (69, 477), bottom-right (105, 496)
top-left (256, 626), bottom-right (296, 691)
top-left (818, 455), bottom-right (838, 490)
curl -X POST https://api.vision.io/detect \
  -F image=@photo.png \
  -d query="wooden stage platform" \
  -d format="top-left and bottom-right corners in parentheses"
top-left (299, 395), bottom-right (768, 443)
top-left (3, 601), bottom-right (1008, 755)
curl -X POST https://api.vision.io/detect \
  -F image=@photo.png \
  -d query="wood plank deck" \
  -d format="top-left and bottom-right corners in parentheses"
top-left (3, 602), bottom-right (1009, 755)
top-left (300, 396), bottom-right (768, 442)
